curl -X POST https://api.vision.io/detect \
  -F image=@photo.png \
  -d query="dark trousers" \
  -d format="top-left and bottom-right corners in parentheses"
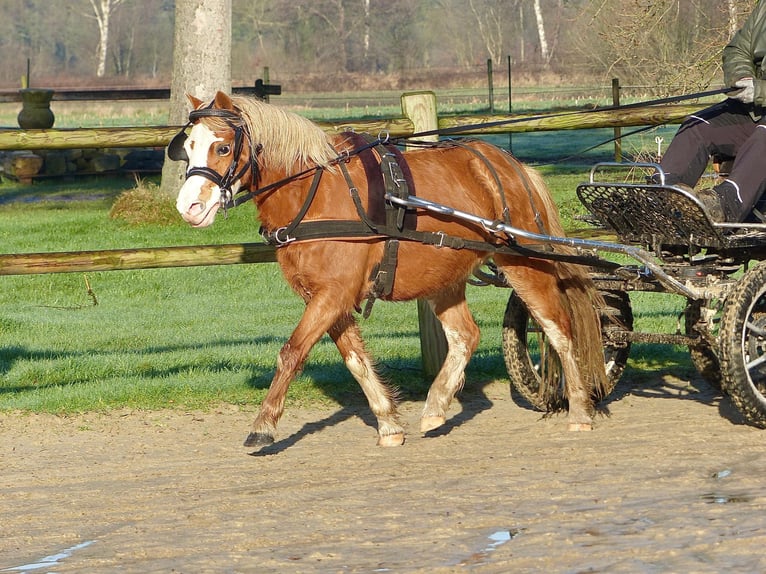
top-left (660, 100), bottom-right (766, 221)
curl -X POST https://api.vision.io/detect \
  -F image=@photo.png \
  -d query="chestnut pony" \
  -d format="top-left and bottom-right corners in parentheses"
top-left (173, 91), bottom-right (606, 449)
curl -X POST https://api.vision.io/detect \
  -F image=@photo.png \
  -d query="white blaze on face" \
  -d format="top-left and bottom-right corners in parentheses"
top-left (176, 123), bottom-right (224, 228)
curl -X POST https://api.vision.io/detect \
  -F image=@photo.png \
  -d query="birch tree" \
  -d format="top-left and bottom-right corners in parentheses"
top-left (533, 0), bottom-right (550, 65)
top-left (88, 0), bottom-right (125, 77)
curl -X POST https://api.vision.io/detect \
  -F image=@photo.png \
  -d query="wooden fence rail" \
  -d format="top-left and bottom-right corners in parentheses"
top-left (0, 243), bottom-right (277, 276)
top-left (0, 103), bottom-right (702, 151)
top-left (0, 85), bottom-right (265, 103)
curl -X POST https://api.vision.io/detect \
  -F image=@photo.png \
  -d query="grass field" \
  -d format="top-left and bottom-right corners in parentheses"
top-left (0, 161), bottom-right (697, 415)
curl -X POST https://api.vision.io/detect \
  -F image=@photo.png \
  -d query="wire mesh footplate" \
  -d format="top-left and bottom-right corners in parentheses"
top-left (576, 183), bottom-right (726, 247)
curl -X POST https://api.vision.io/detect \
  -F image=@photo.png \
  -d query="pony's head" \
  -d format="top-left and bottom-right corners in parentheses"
top-left (173, 91), bottom-right (255, 227)
top-left (172, 91), bottom-right (336, 228)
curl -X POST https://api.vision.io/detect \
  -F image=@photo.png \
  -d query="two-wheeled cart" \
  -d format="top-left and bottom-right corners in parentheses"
top-left (390, 161), bottom-right (766, 428)
top-left (501, 162), bottom-right (766, 427)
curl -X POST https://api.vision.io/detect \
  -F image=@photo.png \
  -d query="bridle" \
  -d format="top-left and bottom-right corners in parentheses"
top-left (168, 101), bottom-right (261, 211)
top-left (167, 98), bottom-right (387, 213)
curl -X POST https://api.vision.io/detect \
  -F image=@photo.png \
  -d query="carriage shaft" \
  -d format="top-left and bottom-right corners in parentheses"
top-left (385, 194), bottom-right (700, 299)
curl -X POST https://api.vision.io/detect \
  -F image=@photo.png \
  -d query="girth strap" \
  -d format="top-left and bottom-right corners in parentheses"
top-left (363, 239), bottom-right (399, 318)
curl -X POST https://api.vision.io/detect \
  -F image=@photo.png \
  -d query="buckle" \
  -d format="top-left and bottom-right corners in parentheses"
top-left (273, 226), bottom-right (296, 245)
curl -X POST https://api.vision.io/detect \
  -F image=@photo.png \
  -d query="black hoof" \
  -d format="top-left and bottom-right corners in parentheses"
top-left (244, 432), bottom-right (275, 447)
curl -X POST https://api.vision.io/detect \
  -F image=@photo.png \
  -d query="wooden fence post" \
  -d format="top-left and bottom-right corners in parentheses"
top-left (400, 91), bottom-right (449, 377)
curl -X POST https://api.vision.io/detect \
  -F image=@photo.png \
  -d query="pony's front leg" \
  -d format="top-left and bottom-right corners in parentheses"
top-left (328, 313), bottom-right (405, 446)
top-left (244, 295), bottom-right (341, 448)
top-left (243, 343), bottom-right (305, 447)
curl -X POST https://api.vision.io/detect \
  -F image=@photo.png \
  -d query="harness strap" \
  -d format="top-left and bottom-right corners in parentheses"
top-left (377, 146), bottom-right (410, 231)
top-left (363, 239), bottom-right (399, 319)
top-left (447, 139), bottom-right (512, 227)
top-left (275, 168), bottom-right (326, 241)
top-left (259, 217), bottom-right (609, 269)
top-left (338, 160), bottom-right (381, 231)
top-left (261, 216), bottom-right (500, 251)
top-left (446, 139), bottom-right (548, 235)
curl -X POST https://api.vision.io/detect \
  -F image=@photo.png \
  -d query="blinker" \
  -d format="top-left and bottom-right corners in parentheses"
top-left (167, 125), bottom-right (190, 162)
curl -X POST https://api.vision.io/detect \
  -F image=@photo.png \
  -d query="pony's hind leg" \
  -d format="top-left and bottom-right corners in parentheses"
top-left (420, 284), bottom-right (481, 433)
top-left (328, 313), bottom-right (405, 446)
top-left (498, 257), bottom-right (602, 431)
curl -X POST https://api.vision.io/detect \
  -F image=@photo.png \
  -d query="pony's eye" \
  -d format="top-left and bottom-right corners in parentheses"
top-left (216, 144), bottom-right (231, 156)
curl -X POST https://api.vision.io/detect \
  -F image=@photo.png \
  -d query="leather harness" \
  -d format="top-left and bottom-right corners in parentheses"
top-left (257, 134), bottom-right (556, 316)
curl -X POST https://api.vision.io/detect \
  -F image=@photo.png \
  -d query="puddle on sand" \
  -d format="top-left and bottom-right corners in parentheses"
top-left (455, 529), bottom-right (518, 566)
top-left (2, 540), bottom-right (96, 572)
top-left (486, 530), bottom-right (513, 550)
top-left (702, 492), bottom-right (754, 505)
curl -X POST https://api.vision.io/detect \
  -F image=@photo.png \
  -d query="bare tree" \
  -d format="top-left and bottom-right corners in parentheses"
top-left (159, 0), bottom-right (232, 199)
top-left (468, 0), bottom-right (504, 64)
top-left (88, 0), bottom-right (125, 77)
top-left (571, 0), bottom-right (747, 93)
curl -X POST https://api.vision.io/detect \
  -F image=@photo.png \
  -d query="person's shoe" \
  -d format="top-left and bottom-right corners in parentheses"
top-left (695, 187), bottom-right (726, 222)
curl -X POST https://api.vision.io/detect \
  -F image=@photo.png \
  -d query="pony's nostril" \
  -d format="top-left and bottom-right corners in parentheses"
top-left (188, 201), bottom-right (205, 216)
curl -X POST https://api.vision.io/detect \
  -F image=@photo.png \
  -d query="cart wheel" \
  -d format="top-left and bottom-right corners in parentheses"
top-left (502, 289), bottom-right (632, 412)
top-left (719, 261), bottom-right (766, 427)
top-left (685, 298), bottom-right (723, 391)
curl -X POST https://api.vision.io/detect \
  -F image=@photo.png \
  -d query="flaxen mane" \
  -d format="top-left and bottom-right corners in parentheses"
top-left (230, 96), bottom-right (337, 174)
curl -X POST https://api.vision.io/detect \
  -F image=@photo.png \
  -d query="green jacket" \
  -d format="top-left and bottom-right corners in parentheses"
top-left (723, 1), bottom-right (766, 108)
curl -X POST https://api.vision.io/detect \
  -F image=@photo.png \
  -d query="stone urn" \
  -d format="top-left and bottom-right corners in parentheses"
top-left (17, 88), bottom-right (55, 129)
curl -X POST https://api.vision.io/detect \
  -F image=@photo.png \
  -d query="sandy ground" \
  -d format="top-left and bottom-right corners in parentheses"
top-left (2, 374), bottom-right (766, 573)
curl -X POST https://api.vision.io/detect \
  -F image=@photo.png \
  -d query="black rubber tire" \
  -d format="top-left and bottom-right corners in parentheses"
top-left (502, 289), bottom-right (632, 412)
top-left (719, 261), bottom-right (766, 427)
top-left (685, 298), bottom-right (723, 391)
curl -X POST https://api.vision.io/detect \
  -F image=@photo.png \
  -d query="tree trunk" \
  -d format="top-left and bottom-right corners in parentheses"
top-left (363, 0), bottom-right (370, 68)
top-left (518, 3), bottom-right (525, 63)
top-left (90, 0), bottom-right (121, 78)
top-left (159, 0), bottom-right (232, 199)
top-left (533, 0), bottom-right (549, 66)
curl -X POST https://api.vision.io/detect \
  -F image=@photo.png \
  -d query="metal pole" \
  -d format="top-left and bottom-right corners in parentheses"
top-left (487, 59), bottom-right (494, 113)
top-left (507, 55), bottom-right (513, 152)
top-left (612, 78), bottom-right (622, 162)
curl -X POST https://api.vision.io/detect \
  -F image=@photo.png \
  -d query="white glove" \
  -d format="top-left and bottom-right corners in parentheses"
top-left (729, 77), bottom-right (755, 104)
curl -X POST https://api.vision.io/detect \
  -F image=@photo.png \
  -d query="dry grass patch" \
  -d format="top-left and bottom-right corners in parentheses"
top-left (109, 179), bottom-right (178, 225)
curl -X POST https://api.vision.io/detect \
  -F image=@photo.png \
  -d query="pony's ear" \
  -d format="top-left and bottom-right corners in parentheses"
top-left (187, 93), bottom-right (204, 110)
top-left (213, 91), bottom-right (235, 111)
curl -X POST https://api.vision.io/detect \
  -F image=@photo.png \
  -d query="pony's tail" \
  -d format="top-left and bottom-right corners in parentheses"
top-left (522, 167), bottom-right (609, 404)
top-left (555, 260), bottom-right (609, 403)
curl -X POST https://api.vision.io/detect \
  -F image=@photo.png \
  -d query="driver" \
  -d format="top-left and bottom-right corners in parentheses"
top-left (657, 1), bottom-right (766, 222)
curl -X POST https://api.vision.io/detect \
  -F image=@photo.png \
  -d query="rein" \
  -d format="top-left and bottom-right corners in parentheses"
top-left (403, 86), bottom-right (730, 140)
top-left (220, 136), bottom-right (387, 211)
top-left (172, 87), bottom-right (729, 213)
